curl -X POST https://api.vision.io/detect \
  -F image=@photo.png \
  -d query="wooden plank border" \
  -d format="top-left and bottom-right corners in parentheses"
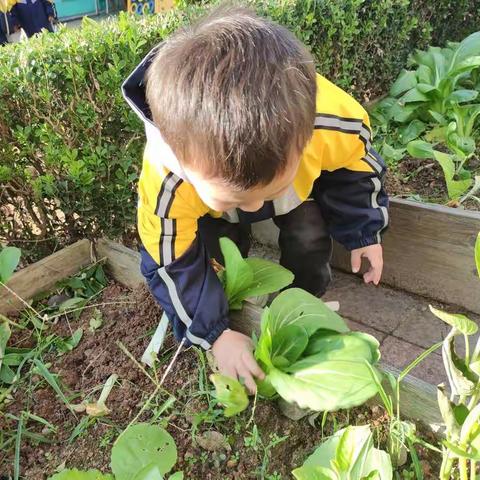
top-left (96, 238), bottom-right (144, 289)
top-left (0, 239), bottom-right (93, 315)
top-left (253, 198), bottom-right (480, 314)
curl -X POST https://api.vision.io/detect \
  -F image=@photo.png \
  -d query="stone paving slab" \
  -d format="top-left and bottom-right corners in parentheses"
top-left (346, 319), bottom-right (388, 344)
top-left (381, 336), bottom-right (446, 386)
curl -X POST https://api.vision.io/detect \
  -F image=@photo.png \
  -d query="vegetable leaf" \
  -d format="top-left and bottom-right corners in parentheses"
top-left (271, 325), bottom-right (309, 367)
top-left (292, 426), bottom-right (392, 479)
top-left (48, 469), bottom-right (113, 480)
top-left (132, 464), bottom-right (164, 480)
top-left (292, 465), bottom-right (338, 479)
top-left (389, 70), bottom-right (417, 96)
top-left (0, 246), bottom-right (21, 283)
top-left (239, 257), bottom-right (294, 299)
top-left (219, 238), bottom-right (293, 310)
top-left (111, 423), bottom-right (177, 479)
top-left (210, 374), bottom-right (249, 417)
top-left (267, 360), bottom-right (380, 411)
top-left (253, 290), bottom-right (380, 412)
top-left (268, 288), bottom-right (349, 337)
top-left (220, 238), bottom-right (254, 306)
top-left (429, 306), bottom-right (478, 335)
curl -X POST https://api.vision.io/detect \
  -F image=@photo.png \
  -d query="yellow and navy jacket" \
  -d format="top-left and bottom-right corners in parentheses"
top-left (122, 48), bottom-right (388, 349)
top-left (10, 0), bottom-right (54, 38)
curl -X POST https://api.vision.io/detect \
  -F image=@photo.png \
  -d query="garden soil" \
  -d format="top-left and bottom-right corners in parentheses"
top-left (1, 282), bottom-right (441, 479)
top-left (386, 157), bottom-right (480, 211)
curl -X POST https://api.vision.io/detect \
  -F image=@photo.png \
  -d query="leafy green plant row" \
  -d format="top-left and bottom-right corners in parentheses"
top-left (371, 31), bottom-right (480, 203)
top-left (2, 0), bottom-right (480, 259)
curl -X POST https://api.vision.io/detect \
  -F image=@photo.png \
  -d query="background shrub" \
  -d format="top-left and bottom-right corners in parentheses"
top-left (0, 0), bottom-right (478, 260)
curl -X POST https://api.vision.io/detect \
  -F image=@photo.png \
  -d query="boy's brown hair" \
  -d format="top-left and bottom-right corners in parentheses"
top-left (146, 5), bottom-right (316, 189)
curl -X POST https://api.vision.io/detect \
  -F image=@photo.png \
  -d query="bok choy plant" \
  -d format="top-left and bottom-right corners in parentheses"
top-left (212, 288), bottom-right (382, 414)
top-left (292, 425), bottom-right (393, 480)
top-left (431, 233), bottom-right (480, 480)
top-left (218, 237), bottom-right (294, 310)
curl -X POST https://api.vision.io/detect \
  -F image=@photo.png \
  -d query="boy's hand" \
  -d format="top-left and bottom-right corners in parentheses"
top-left (351, 244), bottom-right (383, 285)
top-left (212, 329), bottom-right (265, 394)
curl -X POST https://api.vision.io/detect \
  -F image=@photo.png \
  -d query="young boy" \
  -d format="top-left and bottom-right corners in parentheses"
top-left (10, 0), bottom-right (55, 38)
top-left (122, 6), bottom-right (388, 393)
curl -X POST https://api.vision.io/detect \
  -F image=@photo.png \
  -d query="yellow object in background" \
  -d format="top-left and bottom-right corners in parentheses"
top-left (0, 0), bottom-right (16, 14)
top-left (127, 0), bottom-right (174, 14)
top-left (155, 0), bottom-right (173, 12)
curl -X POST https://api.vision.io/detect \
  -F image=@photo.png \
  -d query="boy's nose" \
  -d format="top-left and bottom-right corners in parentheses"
top-left (239, 200), bottom-right (264, 212)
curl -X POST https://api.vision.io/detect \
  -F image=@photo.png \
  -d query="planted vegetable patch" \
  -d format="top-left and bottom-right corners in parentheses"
top-left (1, 242), bottom-right (447, 479)
top-left (372, 31), bottom-right (480, 205)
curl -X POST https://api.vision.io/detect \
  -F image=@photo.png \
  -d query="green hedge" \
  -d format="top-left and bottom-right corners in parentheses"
top-left (0, 1), bottom-right (478, 259)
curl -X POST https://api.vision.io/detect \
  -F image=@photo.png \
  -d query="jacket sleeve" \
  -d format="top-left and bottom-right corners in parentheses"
top-left (41, 0), bottom-right (55, 18)
top-left (311, 114), bottom-right (389, 251)
top-left (138, 171), bottom-right (229, 349)
top-left (8, 7), bottom-right (19, 30)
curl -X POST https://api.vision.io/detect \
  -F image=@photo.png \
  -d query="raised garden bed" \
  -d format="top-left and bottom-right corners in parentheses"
top-left (0, 239), bottom-right (448, 479)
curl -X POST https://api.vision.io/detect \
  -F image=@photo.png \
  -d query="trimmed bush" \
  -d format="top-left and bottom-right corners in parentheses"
top-left (0, 1), bottom-right (478, 259)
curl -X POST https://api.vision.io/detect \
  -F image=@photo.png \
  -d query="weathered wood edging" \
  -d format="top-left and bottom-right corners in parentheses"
top-left (0, 238), bottom-right (443, 430)
top-left (0, 239), bottom-right (93, 315)
top-left (253, 198), bottom-right (480, 315)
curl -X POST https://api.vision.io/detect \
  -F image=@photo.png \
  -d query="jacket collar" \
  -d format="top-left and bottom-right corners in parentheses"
top-left (122, 45), bottom-right (188, 180)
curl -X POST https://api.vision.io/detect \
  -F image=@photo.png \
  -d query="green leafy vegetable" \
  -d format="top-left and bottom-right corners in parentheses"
top-left (257, 289), bottom-right (381, 411)
top-left (48, 423), bottom-right (182, 480)
top-left (213, 288), bottom-right (381, 415)
top-left (219, 237), bottom-right (294, 309)
top-left (292, 425), bottom-right (392, 479)
top-left (49, 469), bottom-right (113, 480)
top-left (111, 423), bottom-right (177, 480)
top-left (429, 306), bottom-right (478, 335)
top-left (0, 246), bottom-right (21, 283)
top-left (210, 374), bottom-right (249, 417)
top-left (132, 464), bottom-right (164, 480)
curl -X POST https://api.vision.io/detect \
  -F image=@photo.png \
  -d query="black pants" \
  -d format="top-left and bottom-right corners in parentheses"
top-left (198, 201), bottom-right (332, 297)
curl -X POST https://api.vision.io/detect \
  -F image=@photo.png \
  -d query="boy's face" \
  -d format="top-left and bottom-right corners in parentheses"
top-left (185, 156), bottom-right (300, 213)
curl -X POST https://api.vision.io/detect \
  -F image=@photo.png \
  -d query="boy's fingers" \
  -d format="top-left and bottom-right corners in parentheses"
top-left (219, 365), bottom-right (237, 380)
top-left (351, 250), bottom-right (362, 273)
top-left (363, 260), bottom-right (383, 285)
top-left (237, 367), bottom-right (257, 394)
top-left (363, 268), bottom-right (375, 284)
top-left (242, 352), bottom-right (265, 380)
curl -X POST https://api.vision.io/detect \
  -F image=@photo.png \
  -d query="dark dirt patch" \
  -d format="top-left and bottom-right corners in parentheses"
top-left (1, 283), bottom-right (441, 479)
top-left (386, 157), bottom-right (480, 211)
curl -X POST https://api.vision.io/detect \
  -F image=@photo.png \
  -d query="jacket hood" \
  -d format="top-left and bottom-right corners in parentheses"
top-left (122, 46), bottom-right (188, 180)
